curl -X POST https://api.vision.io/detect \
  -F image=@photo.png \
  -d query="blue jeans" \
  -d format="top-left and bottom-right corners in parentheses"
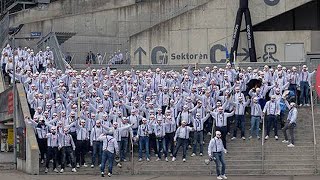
top-left (212, 152), bottom-right (226, 176)
top-left (250, 116), bottom-right (260, 137)
top-left (92, 141), bottom-right (102, 165)
top-left (192, 131), bottom-right (204, 154)
top-left (120, 138), bottom-right (128, 160)
top-left (139, 136), bottom-right (150, 159)
top-left (266, 115), bottom-right (278, 136)
top-left (156, 137), bottom-right (167, 158)
top-left (100, 150), bottom-right (114, 174)
top-left (300, 81), bottom-right (310, 105)
top-left (233, 115), bottom-right (245, 138)
top-left (173, 138), bottom-right (188, 158)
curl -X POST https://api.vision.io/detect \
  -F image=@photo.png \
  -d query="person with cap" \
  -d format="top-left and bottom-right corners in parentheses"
top-left (98, 132), bottom-right (119, 177)
top-left (231, 96), bottom-right (250, 140)
top-left (119, 117), bottom-right (133, 162)
top-left (208, 131), bottom-right (228, 180)
top-left (72, 119), bottom-right (90, 168)
top-left (172, 120), bottom-right (194, 162)
top-left (45, 126), bottom-right (60, 173)
top-left (263, 95), bottom-right (281, 140)
top-left (137, 118), bottom-right (151, 161)
top-left (164, 115), bottom-right (176, 157)
top-left (59, 127), bottom-right (77, 173)
top-left (153, 118), bottom-right (168, 161)
top-left (298, 65), bottom-right (316, 106)
top-left (281, 98), bottom-right (298, 147)
top-left (210, 107), bottom-right (235, 149)
top-left (190, 112), bottom-right (211, 157)
top-left (90, 120), bottom-right (105, 168)
top-left (248, 96), bottom-right (263, 139)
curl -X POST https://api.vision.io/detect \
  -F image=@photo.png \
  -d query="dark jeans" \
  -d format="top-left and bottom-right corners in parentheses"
top-left (212, 152), bottom-right (226, 176)
top-left (165, 132), bottom-right (174, 154)
top-left (173, 138), bottom-right (188, 158)
top-left (156, 137), bottom-right (167, 158)
top-left (46, 147), bottom-right (58, 169)
top-left (192, 131), bottom-right (204, 154)
top-left (76, 140), bottom-right (87, 165)
top-left (92, 141), bottom-right (103, 165)
top-left (266, 115), bottom-right (278, 136)
top-left (300, 81), bottom-right (310, 105)
top-left (149, 133), bottom-right (158, 155)
top-left (139, 136), bottom-right (150, 159)
top-left (283, 122), bottom-right (296, 144)
top-left (215, 126), bottom-right (227, 149)
top-left (100, 150), bottom-right (114, 174)
top-left (204, 116), bottom-right (213, 134)
top-left (233, 115), bottom-right (245, 138)
top-left (38, 138), bottom-right (47, 161)
top-left (61, 146), bottom-right (75, 169)
top-left (120, 138), bottom-right (128, 160)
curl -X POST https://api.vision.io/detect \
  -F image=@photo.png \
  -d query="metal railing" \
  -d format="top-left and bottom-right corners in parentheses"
top-left (310, 86), bottom-right (318, 174)
top-left (261, 116), bottom-right (265, 174)
top-left (130, 134), bottom-right (134, 175)
top-left (37, 32), bottom-right (68, 72)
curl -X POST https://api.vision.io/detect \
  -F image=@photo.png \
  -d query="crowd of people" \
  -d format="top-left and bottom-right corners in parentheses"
top-left (1, 44), bottom-right (313, 179)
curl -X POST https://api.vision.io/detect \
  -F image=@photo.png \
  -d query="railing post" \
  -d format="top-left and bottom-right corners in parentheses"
top-left (310, 85), bottom-right (318, 174)
top-left (262, 115), bottom-right (265, 174)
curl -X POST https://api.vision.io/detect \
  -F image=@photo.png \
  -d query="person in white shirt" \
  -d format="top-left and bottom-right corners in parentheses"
top-left (153, 119), bottom-right (168, 161)
top-left (137, 118), bottom-right (151, 161)
top-left (298, 65), bottom-right (316, 106)
top-left (98, 133), bottom-right (119, 177)
top-left (45, 126), bottom-right (60, 173)
top-left (59, 127), bottom-right (77, 173)
top-left (281, 98), bottom-right (298, 147)
top-left (191, 113), bottom-right (210, 157)
top-left (90, 120), bottom-right (105, 168)
top-left (249, 97), bottom-right (263, 139)
top-left (231, 96), bottom-right (250, 140)
top-left (208, 131), bottom-right (227, 180)
top-left (263, 95), bottom-right (280, 140)
top-left (172, 120), bottom-right (194, 162)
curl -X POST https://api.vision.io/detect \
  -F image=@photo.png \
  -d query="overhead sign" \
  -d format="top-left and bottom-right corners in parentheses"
top-left (30, 32), bottom-right (42, 37)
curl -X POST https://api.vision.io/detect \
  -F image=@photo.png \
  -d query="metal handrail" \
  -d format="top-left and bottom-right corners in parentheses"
top-left (130, 133), bottom-right (134, 175)
top-left (310, 85), bottom-right (318, 174)
top-left (261, 115), bottom-right (265, 174)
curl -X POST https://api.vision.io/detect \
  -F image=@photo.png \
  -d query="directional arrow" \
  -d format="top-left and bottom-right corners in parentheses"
top-left (134, 47), bottom-right (146, 65)
top-left (237, 48), bottom-right (250, 62)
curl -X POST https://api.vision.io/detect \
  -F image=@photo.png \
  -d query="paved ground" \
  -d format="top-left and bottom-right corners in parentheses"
top-left (0, 152), bottom-right (14, 163)
top-left (0, 170), bottom-right (319, 180)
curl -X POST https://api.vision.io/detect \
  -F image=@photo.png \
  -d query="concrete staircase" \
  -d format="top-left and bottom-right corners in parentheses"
top-left (40, 106), bottom-right (319, 176)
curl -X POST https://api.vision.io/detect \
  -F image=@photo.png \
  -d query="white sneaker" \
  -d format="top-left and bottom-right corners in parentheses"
top-left (221, 174), bottom-right (228, 179)
top-left (60, 169), bottom-right (64, 173)
top-left (231, 137), bottom-right (236, 140)
top-left (156, 158), bottom-right (160, 161)
top-left (76, 163), bottom-right (80, 168)
top-left (138, 158), bottom-right (142, 162)
top-left (108, 173), bottom-right (112, 177)
top-left (287, 143), bottom-right (295, 147)
top-left (72, 168), bottom-right (77, 172)
top-left (199, 153), bottom-right (203, 156)
top-left (101, 172), bottom-right (105, 177)
top-left (257, 136), bottom-right (260, 139)
top-left (275, 136), bottom-right (279, 140)
top-left (83, 163), bottom-right (88, 167)
top-left (207, 132), bottom-right (212, 136)
top-left (188, 145), bottom-right (192, 149)
top-left (282, 140), bottom-right (289, 143)
top-left (299, 104), bottom-right (303, 107)
top-left (217, 176), bottom-right (223, 180)
top-left (117, 163), bottom-right (122, 168)
top-left (227, 132), bottom-right (231, 136)
top-left (146, 158), bottom-right (150, 162)
top-left (248, 136), bottom-right (252, 139)
top-left (172, 157), bottom-right (176, 162)
top-left (123, 159), bottom-right (127, 162)
top-left (306, 104), bottom-right (310, 107)
top-left (165, 157), bottom-right (168, 162)
top-left (45, 168), bottom-right (48, 173)
top-left (264, 135), bottom-right (269, 140)
top-left (41, 159), bottom-right (44, 164)
top-left (53, 168), bottom-right (59, 173)
top-left (67, 164), bottom-right (72, 167)
top-left (91, 164), bottom-right (94, 168)
top-left (191, 153), bottom-right (196, 157)
top-left (183, 158), bottom-right (186, 162)
top-left (242, 137), bottom-right (246, 140)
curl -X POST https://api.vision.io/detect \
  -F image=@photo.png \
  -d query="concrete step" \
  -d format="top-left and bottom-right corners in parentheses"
top-left (136, 169), bottom-right (263, 176)
top-left (0, 163), bottom-right (15, 171)
top-left (264, 169), bottom-right (315, 175)
top-left (264, 154), bottom-right (314, 160)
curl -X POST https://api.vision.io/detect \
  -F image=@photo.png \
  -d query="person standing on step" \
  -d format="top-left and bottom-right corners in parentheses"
top-left (263, 95), bottom-right (280, 140)
top-left (249, 97), bottom-right (263, 139)
top-left (172, 120), bottom-right (194, 162)
top-left (59, 127), bottom-right (77, 173)
top-left (98, 133), bottom-right (119, 177)
top-left (208, 130), bottom-right (228, 180)
top-left (281, 98), bottom-right (298, 147)
top-left (231, 96), bottom-right (250, 140)
top-left (45, 126), bottom-right (60, 173)
top-left (90, 120), bottom-right (105, 168)
top-left (137, 118), bottom-right (151, 161)
top-left (210, 107), bottom-right (235, 149)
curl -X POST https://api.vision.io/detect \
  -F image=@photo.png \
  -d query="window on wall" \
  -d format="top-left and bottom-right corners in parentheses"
top-left (252, 0), bottom-right (320, 31)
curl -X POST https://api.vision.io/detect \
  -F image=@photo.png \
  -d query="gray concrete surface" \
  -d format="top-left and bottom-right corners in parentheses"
top-left (0, 170), bottom-right (320, 180)
top-left (0, 152), bottom-right (14, 163)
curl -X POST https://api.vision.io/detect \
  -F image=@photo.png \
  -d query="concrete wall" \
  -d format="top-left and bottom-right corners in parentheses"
top-left (311, 31), bottom-right (320, 52)
top-left (129, 0), bottom-right (313, 65)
